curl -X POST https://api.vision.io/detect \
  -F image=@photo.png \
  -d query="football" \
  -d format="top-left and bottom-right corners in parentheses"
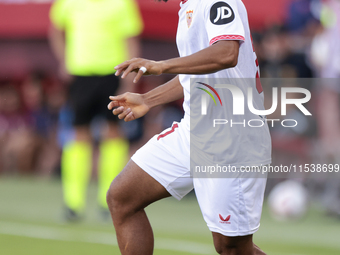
top-left (268, 180), bottom-right (309, 221)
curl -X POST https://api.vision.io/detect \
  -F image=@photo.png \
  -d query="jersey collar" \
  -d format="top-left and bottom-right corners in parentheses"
top-left (181, 0), bottom-right (188, 4)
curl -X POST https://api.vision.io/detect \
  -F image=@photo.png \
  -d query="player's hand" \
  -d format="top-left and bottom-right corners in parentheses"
top-left (114, 58), bottom-right (164, 83)
top-left (108, 92), bottom-right (150, 122)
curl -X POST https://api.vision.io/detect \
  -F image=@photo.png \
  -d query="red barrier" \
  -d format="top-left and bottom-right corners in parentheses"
top-left (0, 0), bottom-right (291, 40)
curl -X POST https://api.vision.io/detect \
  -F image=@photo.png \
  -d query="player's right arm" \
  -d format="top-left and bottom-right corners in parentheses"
top-left (108, 75), bottom-right (183, 122)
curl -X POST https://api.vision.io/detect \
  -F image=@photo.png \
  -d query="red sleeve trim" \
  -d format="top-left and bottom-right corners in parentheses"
top-left (209, 35), bottom-right (245, 46)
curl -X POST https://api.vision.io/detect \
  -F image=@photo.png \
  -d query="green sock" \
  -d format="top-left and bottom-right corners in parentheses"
top-left (61, 141), bottom-right (92, 213)
top-left (98, 138), bottom-right (129, 209)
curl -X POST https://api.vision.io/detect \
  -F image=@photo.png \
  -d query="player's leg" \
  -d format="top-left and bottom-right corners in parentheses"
top-left (253, 244), bottom-right (266, 255)
top-left (61, 76), bottom-right (95, 219)
top-left (212, 233), bottom-right (266, 255)
top-left (106, 160), bottom-right (171, 255)
top-left (212, 233), bottom-right (253, 254)
top-left (107, 122), bottom-right (192, 255)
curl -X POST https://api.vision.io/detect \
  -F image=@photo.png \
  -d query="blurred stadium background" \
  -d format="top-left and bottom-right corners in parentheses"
top-left (0, 0), bottom-right (340, 254)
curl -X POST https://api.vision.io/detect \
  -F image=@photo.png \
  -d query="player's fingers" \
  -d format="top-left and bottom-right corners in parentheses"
top-left (112, 106), bottom-right (124, 116)
top-left (116, 66), bottom-right (134, 77)
top-left (114, 59), bottom-right (135, 73)
top-left (118, 108), bottom-right (132, 120)
top-left (108, 100), bottom-right (122, 110)
top-left (124, 111), bottom-right (135, 122)
top-left (133, 69), bottom-right (145, 83)
top-left (107, 101), bottom-right (118, 110)
top-left (122, 60), bottom-right (141, 79)
top-left (115, 68), bottom-right (125, 77)
top-left (109, 94), bottom-right (126, 101)
top-left (121, 64), bottom-right (135, 79)
top-left (114, 59), bottom-right (134, 71)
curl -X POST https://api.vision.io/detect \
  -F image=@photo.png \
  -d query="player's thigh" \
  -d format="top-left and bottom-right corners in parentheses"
top-left (107, 160), bottom-right (171, 212)
top-left (131, 122), bottom-right (193, 200)
top-left (108, 121), bottom-right (192, 212)
top-left (194, 177), bottom-right (266, 237)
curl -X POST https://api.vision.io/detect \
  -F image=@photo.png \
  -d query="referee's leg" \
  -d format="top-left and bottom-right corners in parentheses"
top-left (106, 160), bottom-right (171, 255)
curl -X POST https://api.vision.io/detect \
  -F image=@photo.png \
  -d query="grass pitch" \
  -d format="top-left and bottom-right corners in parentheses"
top-left (0, 177), bottom-right (339, 255)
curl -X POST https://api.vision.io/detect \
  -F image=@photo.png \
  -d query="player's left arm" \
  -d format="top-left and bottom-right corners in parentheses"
top-left (114, 40), bottom-right (239, 83)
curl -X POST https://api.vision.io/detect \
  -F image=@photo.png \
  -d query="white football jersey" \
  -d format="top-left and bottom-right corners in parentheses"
top-left (176, 0), bottom-right (271, 168)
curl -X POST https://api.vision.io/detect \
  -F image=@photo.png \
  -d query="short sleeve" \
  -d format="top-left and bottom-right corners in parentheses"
top-left (118, 0), bottom-right (144, 38)
top-left (204, 0), bottom-right (245, 46)
top-left (49, 0), bottom-right (70, 30)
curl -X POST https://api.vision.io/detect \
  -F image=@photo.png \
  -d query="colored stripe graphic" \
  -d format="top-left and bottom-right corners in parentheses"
top-left (196, 82), bottom-right (223, 106)
top-left (197, 87), bottom-right (217, 105)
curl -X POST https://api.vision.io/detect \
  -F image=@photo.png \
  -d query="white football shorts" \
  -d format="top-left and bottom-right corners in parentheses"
top-left (131, 120), bottom-right (267, 237)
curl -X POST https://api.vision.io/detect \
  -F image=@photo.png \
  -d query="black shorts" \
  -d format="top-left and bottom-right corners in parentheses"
top-left (69, 74), bottom-right (119, 126)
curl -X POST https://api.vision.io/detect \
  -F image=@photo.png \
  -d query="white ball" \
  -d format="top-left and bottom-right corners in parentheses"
top-left (268, 180), bottom-right (309, 221)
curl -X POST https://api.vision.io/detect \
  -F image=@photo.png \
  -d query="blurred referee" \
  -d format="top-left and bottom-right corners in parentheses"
top-left (49, 0), bottom-right (143, 220)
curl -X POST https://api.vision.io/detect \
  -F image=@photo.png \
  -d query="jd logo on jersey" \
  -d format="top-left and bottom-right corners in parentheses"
top-left (210, 2), bottom-right (235, 25)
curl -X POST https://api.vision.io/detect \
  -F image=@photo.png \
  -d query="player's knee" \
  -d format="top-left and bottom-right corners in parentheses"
top-left (214, 244), bottom-right (238, 255)
top-left (214, 240), bottom-right (237, 255)
top-left (106, 179), bottom-right (135, 220)
top-left (106, 181), bottom-right (123, 214)
top-left (213, 234), bottom-right (253, 255)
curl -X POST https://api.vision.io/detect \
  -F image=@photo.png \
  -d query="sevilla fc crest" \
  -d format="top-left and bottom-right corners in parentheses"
top-left (186, 10), bottom-right (193, 28)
